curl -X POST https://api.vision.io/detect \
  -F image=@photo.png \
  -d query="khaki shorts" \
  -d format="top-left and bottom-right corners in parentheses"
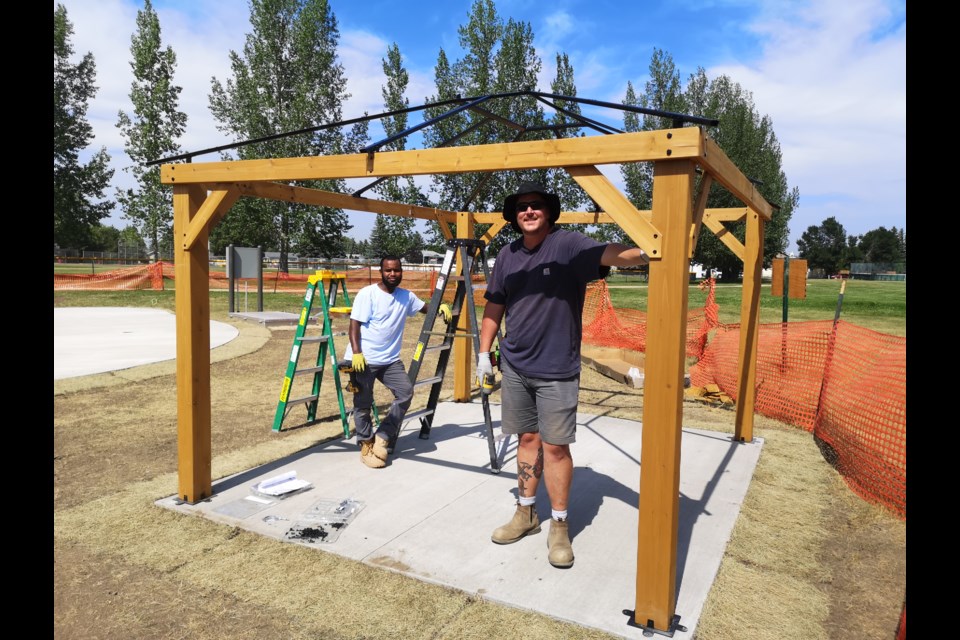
top-left (499, 359), bottom-right (579, 445)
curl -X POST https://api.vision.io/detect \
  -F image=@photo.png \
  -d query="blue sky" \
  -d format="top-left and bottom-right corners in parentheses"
top-left (56, 0), bottom-right (906, 253)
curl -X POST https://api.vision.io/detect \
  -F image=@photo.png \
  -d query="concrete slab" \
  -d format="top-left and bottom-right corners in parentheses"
top-left (53, 307), bottom-right (239, 380)
top-left (158, 401), bottom-right (763, 639)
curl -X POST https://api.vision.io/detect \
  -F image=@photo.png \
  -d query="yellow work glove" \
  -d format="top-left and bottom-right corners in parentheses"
top-left (351, 353), bottom-right (366, 373)
top-left (438, 303), bottom-right (453, 325)
top-left (476, 352), bottom-right (493, 386)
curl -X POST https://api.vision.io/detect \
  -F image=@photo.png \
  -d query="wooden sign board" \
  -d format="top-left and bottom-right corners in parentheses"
top-left (771, 258), bottom-right (807, 299)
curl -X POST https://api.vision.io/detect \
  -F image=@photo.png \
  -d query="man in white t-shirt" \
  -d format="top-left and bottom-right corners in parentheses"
top-left (345, 256), bottom-right (451, 468)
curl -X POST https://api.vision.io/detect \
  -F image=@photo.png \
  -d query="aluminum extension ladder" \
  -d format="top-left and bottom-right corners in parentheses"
top-left (271, 270), bottom-right (353, 435)
top-left (400, 238), bottom-right (502, 473)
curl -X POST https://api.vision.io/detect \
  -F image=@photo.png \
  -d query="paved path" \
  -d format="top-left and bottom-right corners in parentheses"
top-left (53, 307), bottom-right (239, 380)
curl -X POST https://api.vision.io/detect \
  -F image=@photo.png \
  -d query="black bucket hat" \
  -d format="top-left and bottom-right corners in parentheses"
top-left (502, 181), bottom-right (561, 233)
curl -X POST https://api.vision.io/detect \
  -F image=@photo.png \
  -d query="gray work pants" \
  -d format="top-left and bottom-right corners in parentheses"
top-left (352, 359), bottom-right (413, 443)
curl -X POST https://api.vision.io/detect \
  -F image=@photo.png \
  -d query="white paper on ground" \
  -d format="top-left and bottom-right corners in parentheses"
top-left (252, 471), bottom-right (312, 496)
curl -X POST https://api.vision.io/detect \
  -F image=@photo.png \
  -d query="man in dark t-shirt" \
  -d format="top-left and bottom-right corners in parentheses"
top-left (478, 181), bottom-right (648, 568)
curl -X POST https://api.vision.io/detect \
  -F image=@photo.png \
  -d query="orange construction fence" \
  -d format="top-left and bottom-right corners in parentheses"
top-left (55, 265), bottom-right (906, 520)
top-left (580, 279), bottom-right (906, 520)
top-left (52, 261), bottom-right (485, 305)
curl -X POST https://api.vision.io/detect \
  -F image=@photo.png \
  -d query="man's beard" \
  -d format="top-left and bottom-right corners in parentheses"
top-left (381, 273), bottom-right (402, 292)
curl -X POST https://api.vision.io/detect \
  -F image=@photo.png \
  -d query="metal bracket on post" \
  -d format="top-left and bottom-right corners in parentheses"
top-left (622, 610), bottom-right (687, 637)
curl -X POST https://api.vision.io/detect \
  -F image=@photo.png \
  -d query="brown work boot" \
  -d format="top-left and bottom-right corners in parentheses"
top-left (372, 435), bottom-right (390, 462)
top-left (491, 503), bottom-right (541, 544)
top-left (360, 439), bottom-right (385, 469)
top-left (547, 518), bottom-right (574, 568)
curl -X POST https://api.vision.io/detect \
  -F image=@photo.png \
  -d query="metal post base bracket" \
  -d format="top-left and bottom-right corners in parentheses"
top-left (622, 610), bottom-right (687, 637)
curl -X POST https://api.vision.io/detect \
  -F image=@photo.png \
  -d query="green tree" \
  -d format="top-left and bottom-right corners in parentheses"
top-left (612, 49), bottom-right (688, 246)
top-left (547, 52), bottom-right (588, 237)
top-left (115, 0), bottom-right (188, 262)
top-left (857, 226), bottom-right (904, 264)
top-left (422, 1), bottom-right (545, 254)
top-left (208, 0), bottom-right (368, 269)
top-left (845, 235), bottom-right (864, 264)
top-left (54, 3), bottom-right (114, 250)
top-left (369, 42), bottom-right (422, 260)
top-left (88, 224), bottom-right (121, 252)
top-left (796, 216), bottom-right (850, 275)
top-left (684, 67), bottom-right (797, 280)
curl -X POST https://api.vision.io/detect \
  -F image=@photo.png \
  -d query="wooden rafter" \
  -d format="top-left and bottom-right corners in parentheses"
top-left (181, 186), bottom-right (240, 251)
top-left (702, 208), bottom-right (748, 260)
top-left (160, 128), bottom-right (706, 185)
top-left (565, 165), bottom-right (663, 258)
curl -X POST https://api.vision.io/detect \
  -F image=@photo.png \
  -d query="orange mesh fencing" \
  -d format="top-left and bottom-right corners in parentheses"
top-left (579, 278), bottom-right (905, 520)
top-left (690, 320), bottom-right (833, 429)
top-left (53, 263), bottom-right (488, 306)
top-left (53, 262), bottom-right (173, 290)
top-left (690, 319), bottom-right (904, 518)
top-left (582, 278), bottom-right (718, 360)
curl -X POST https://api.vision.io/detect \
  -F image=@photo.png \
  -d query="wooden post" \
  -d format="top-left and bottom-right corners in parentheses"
top-left (453, 210), bottom-right (473, 402)
top-left (734, 208), bottom-right (764, 442)
top-left (174, 185), bottom-right (213, 503)
top-left (634, 160), bottom-right (694, 632)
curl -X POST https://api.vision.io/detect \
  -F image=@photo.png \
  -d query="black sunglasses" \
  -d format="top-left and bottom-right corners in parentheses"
top-left (514, 200), bottom-right (546, 214)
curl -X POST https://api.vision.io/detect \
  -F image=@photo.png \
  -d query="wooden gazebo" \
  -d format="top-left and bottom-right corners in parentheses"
top-left (159, 92), bottom-right (772, 635)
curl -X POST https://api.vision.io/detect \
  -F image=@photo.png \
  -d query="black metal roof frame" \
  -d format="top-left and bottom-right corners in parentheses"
top-left (149, 90), bottom-right (722, 211)
top-left (151, 90), bottom-right (718, 165)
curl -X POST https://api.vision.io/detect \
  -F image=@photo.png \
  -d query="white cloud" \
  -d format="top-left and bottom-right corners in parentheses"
top-left (708, 0), bottom-right (906, 240)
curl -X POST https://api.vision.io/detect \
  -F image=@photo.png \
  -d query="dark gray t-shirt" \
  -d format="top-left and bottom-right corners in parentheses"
top-left (485, 228), bottom-right (608, 378)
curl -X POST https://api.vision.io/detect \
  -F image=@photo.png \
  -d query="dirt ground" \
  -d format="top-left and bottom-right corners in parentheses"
top-left (53, 316), bottom-right (906, 639)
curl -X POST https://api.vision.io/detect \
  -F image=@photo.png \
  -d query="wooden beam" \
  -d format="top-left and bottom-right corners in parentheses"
top-left (233, 181), bottom-right (457, 226)
top-left (700, 137), bottom-right (774, 220)
top-left (480, 219), bottom-right (508, 245)
top-left (689, 174), bottom-right (713, 259)
top-left (702, 210), bottom-right (746, 261)
top-left (634, 160), bottom-right (695, 631)
top-left (566, 165), bottom-right (663, 258)
top-left (705, 207), bottom-right (748, 222)
top-left (182, 186), bottom-right (240, 251)
top-left (735, 209), bottom-right (764, 442)
top-left (160, 128), bottom-right (705, 185)
top-left (174, 185), bottom-right (213, 504)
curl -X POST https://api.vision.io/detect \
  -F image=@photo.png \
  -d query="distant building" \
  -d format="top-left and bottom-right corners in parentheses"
top-left (421, 250), bottom-right (444, 264)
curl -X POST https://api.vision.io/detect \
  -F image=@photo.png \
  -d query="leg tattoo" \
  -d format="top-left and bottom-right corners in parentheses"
top-left (517, 447), bottom-right (544, 498)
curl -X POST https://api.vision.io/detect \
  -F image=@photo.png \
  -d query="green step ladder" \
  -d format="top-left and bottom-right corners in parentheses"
top-left (272, 270), bottom-right (354, 435)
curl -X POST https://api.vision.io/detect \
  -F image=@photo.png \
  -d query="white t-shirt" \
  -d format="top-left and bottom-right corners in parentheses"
top-left (344, 284), bottom-right (425, 365)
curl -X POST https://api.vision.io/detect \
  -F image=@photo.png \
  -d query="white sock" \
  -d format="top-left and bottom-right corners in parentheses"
top-left (518, 496), bottom-right (536, 507)
top-left (552, 509), bottom-right (568, 521)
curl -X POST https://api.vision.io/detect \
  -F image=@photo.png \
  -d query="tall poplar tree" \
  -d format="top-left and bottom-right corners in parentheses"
top-left (422, 0), bottom-right (545, 253)
top-left (54, 3), bottom-right (114, 250)
top-left (369, 43), bottom-right (422, 259)
top-left (115, 0), bottom-right (187, 262)
top-left (208, 0), bottom-right (367, 269)
top-left (612, 49), bottom-right (686, 244)
top-left (548, 52), bottom-right (588, 236)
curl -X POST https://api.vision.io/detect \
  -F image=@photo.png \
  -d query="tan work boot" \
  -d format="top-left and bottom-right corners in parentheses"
top-left (491, 503), bottom-right (541, 544)
top-left (360, 439), bottom-right (385, 469)
top-left (547, 518), bottom-right (574, 568)
top-left (372, 435), bottom-right (390, 462)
